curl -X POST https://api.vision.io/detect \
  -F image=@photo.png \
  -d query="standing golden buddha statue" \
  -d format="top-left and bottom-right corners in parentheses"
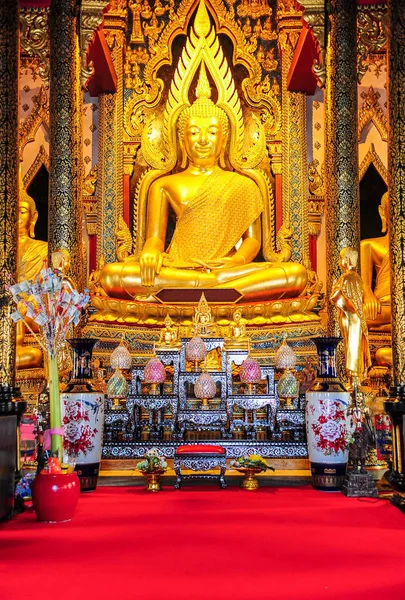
top-left (330, 247), bottom-right (371, 388)
top-left (99, 64), bottom-right (307, 302)
top-left (16, 176), bottom-right (48, 369)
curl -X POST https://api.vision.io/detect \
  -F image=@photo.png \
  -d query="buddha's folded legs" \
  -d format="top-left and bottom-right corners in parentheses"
top-left (100, 261), bottom-right (217, 298)
top-left (99, 260), bottom-right (308, 301)
top-left (215, 262), bottom-right (308, 300)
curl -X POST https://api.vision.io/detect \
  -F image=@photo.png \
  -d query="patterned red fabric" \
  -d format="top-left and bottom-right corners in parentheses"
top-left (175, 445), bottom-right (225, 455)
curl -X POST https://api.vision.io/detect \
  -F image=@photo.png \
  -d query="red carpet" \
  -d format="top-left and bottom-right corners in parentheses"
top-left (1, 485), bottom-right (405, 600)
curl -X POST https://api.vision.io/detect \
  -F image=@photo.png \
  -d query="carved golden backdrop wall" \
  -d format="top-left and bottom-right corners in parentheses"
top-left (121, 0), bottom-right (283, 258)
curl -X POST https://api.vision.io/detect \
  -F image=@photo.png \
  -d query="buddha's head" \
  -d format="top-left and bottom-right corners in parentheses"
top-left (18, 175), bottom-right (38, 239)
top-left (51, 248), bottom-right (71, 273)
top-left (164, 313), bottom-right (174, 329)
top-left (339, 247), bottom-right (358, 272)
top-left (233, 309), bottom-right (242, 323)
top-left (378, 191), bottom-right (389, 233)
top-left (178, 63), bottom-right (228, 169)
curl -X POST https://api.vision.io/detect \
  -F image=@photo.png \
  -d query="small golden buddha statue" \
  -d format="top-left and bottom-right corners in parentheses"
top-left (360, 192), bottom-right (390, 332)
top-left (157, 314), bottom-right (181, 349)
top-left (225, 309), bottom-right (249, 349)
top-left (51, 248), bottom-right (76, 290)
top-left (330, 247), bottom-right (371, 388)
top-left (98, 65), bottom-right (307, 303)
top-left (194, 293), bottom-right (215, 336)
top-left (16, 176), bottom-right (48, 369)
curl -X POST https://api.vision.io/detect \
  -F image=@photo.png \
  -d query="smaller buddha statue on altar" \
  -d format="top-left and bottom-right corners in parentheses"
top-left (330, 247), bottom-right (371, 389)
top-left (194, 293), bottom-right (216, 336)
top-left (157, 314), bottom-right (181, 349)
top-left (225, 309), bottom-right (250, 349)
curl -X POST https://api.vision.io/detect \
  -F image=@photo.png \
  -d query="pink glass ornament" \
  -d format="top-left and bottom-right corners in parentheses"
top-left (240, 356), bottom-right (262, 384)
top-left (144, 357), bottom-right (166, 384)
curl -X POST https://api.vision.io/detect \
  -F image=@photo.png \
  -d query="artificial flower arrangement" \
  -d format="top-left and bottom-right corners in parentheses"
top-left (230, 453), bottom-right (275, 472)
top-left (137, 448), bottom-right (168, 473)
top-left (8, 264), bottom-right (89, 465)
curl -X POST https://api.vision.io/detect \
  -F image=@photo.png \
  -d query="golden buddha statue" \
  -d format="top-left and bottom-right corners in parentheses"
top-left (225, 309), bottom-right (250, 349)
top-left (157, 314), bottom-right (180, 349)
top-left (360, 191), bottom-right (390, 332)
top-left (193, 293), bottom-right (215, 336)
top-left (97, 1), bottom-right (307, 311)
top-left (16, 176), bottom-right (48, 369)
top-left (330, 247), bottom-right (371, 387)
top-left (99, 69), bottom-right (307, 302)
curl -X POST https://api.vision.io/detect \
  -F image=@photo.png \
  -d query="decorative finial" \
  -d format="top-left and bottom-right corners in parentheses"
top-left (195, 62), bottom-right (211, 100)
top-left (194, 0), bottom-right (211, 39)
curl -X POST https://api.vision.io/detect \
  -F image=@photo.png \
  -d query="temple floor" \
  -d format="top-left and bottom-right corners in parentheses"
top-left (1, 485), bottom-right (404, 599)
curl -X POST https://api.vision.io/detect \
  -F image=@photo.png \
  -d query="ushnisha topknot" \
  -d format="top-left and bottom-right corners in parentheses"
top-left (177, 62), bottom-right (229, 138)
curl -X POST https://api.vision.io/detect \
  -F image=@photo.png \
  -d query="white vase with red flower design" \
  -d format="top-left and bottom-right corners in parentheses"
top-left (305, 337), bottom-right (350, 491)
top-left (61, 339), bottom-right (105, 491)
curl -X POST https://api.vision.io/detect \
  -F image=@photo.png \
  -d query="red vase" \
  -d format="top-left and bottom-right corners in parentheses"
top-left (31, 472), bottom-right (80, 522)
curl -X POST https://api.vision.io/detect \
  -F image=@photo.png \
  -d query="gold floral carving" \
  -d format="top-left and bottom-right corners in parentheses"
top-left (308, 159), bottom-right (324, 197)
top-left (83, 153), bottom-right (97, 238)
top-left (20, 7), bottom-right (50, 86)
top-left (358, 86), bottom-right (388, 142)
top-left (237, 0), bottom-right (271, 19)
top-left (366, 52), bottom-right (387, 79)
top-left (357, 5), bottom-right (387, 83)
top-left (90, 293), bottom-right (321, 326)
top-left (83, 164), bottom-right (98, 195)
top-left (19, 85), bottom-right (49, 155)
top-left (79, 1), bottom-right (110, 89)
top-left (308, 198), bottom-right (325, 237)
top-left (115, 216), bottom-right (133, 262)
top-left (124, 0), bottom-right (281, 145)
top-left (359, 143), bottom-right (388, 185)
top-left (23, 145), bottom-right (50, 188)
top-left (84, 197), bottom-right (98, 236)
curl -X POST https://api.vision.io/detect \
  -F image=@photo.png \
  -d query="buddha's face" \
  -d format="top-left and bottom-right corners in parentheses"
top-left (183, 116), bottom-right (224, 168)
top-left (18, 201), bottom-right (34, 237)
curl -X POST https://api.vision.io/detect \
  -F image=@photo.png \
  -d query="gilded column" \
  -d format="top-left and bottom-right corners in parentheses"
top-left (277, 2), bottom-right (309, 266)
top-left (0, 1), bottom-right (19, 386)
top-left (97, 2), bottom-right (126, 264)
top-left (325, 0), bottom-right (360, 336)
top-left (387, 0), bottom-right (405, 386)
top-left (49, 0), bottom-right (83, 289)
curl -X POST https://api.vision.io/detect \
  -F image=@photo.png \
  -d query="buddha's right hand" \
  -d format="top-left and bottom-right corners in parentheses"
top-left (363, 289), bottom-right (381, 321)
top-left (140, 248), bottom-right (163, 287)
